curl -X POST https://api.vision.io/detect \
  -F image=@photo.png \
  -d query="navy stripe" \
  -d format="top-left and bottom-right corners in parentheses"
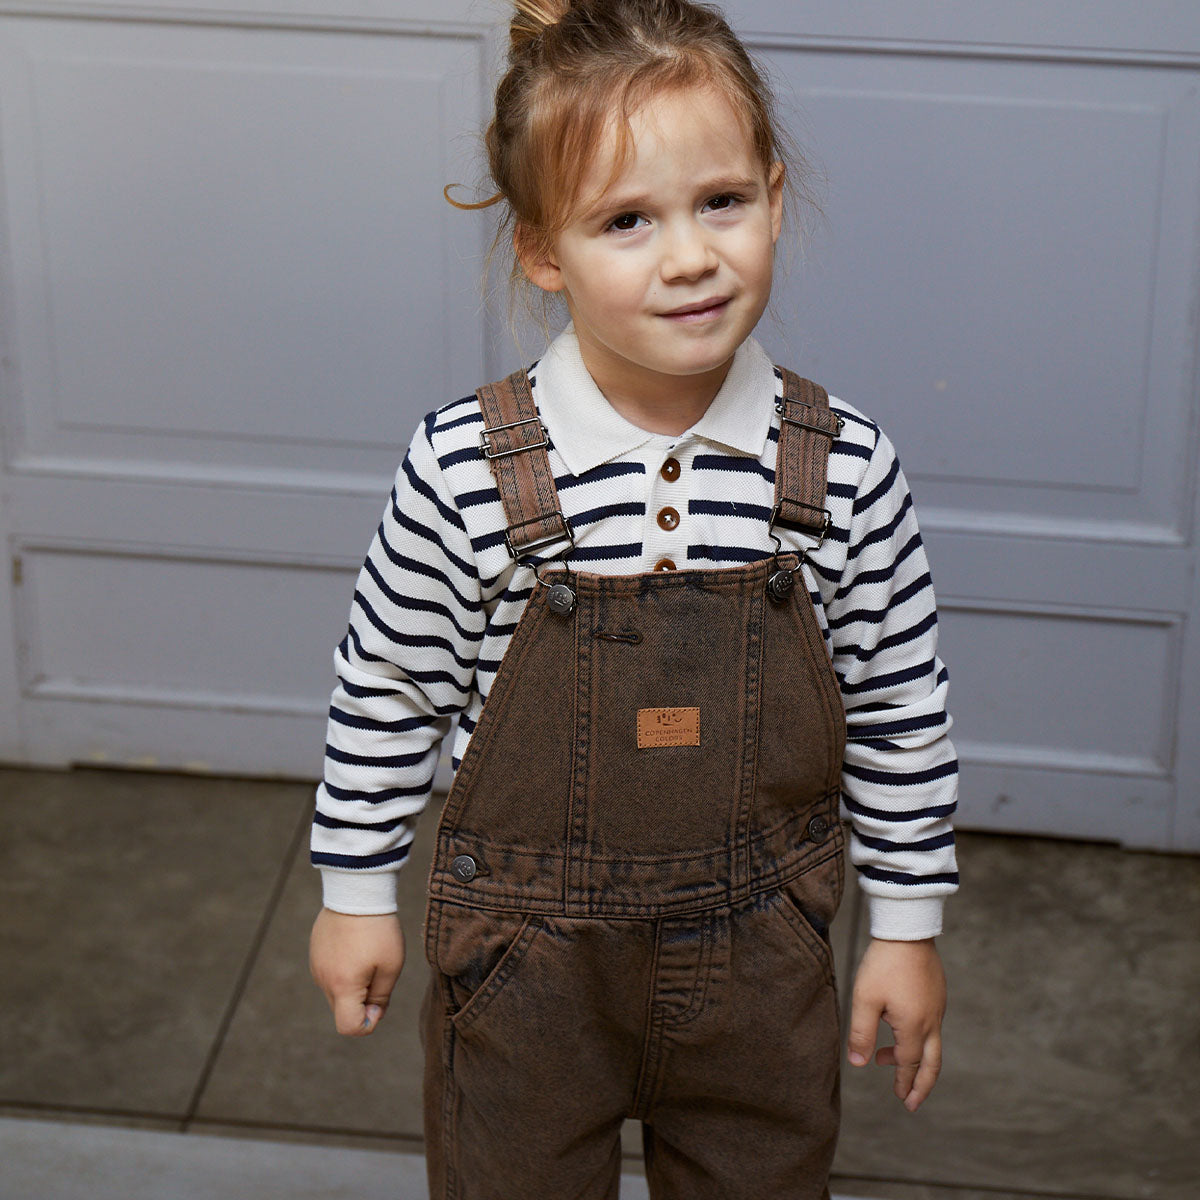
top-left (313, 810), bottom-right (412, 834)
top-left (557, 461), bottom-right (645, 490)
top-left (690, 543), bottom-right (767, 564)
top-left (856, 830), bottom-right (956, 853)
top-left (345, 621), bottom-right (388, 665)
top-left (842, 759), bottom-right (959, 788)
top-left (401, 455), bottom-right (466, 533)
top-left (573, 542), bottom-right (643, 563)
top-left (689, 499), bottom-right (772, 521)
top-left (850, 712), bottom-right (947, 738)
top-left (339, 679), bottom-right (405, 700)
top-left (830, 441), bottom-right (872, 464)
top-left (572, 501), bottom-right (644, 528)
top-left (835, 532), bottom-right (922, 600)
top-left (470, 528), bottom-right (508, 554)
top-left (845, 611), bottom-right (938, 664)
top-left (323, 781), bottom-right (426, 803)
top-left (839, 657), bottom-right (938, 696)
top-left (325, 743), bottom-right (430, 770)
top-left (362, 556), bottom-right (481, 641)
top-left (390, 495), bottom-right (477, 579)
top-left (858, 866), bottom-right (960, 887)
top-left (374, 529), bottom-right (481, 613)
top-left (352, 592), bottom-right (477, 672)
top-left (311, 846), bottom-right (411, 870)
top-left (853, 455), bottom-right (900, 517)
top-left (327, 707), bottom-right (441, 736)
top-left (842, 794), bottom-right (958, 822)
top-left (403, 667), bottom-right (472, 694)
top-left (455, 484), bottom-right (501, 510)
top-left (847, 493), bottom-right (913, 560)
top-left (833, 407), bottom-right (876, 435)
top-left (431, 394), bottom-right (477, 423)
top-left (438, 445), bottom-right (485, 471)
top-left (378, 587), bottom-right (483, 644)
top-left (435, 408), bottom-right (483, 434)
top-left (693, 454), bottom-right (772, 480)
top-left (827, 572), bottom-right (932, 631)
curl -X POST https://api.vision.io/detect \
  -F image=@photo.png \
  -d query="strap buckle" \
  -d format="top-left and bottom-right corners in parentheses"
top-left (480, 416), bottom-right (549, 460)
top-left (775, 401), bottom-right (844, 439)
top-left (503, 513), bottom-right (576, 563)
top-left (769, 500), bottom-right (832, 546)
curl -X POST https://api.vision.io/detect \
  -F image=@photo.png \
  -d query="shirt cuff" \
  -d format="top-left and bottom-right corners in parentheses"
top-left (320, 868), bottom-right (400, 916)
top-left (868, 895), bottom-right (944, 941)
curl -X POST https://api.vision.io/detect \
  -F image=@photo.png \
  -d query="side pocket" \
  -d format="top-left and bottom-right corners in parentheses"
top-left (429, 902), bottom-right (544, 1035)
top-left (451, 914), bottom-right (542, 1033)
top-left (774, 887), bottom-right (835, 984)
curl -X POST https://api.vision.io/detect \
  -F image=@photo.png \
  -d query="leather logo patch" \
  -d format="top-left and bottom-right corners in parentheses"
top-left (637, 707), bottom-right (700, 749)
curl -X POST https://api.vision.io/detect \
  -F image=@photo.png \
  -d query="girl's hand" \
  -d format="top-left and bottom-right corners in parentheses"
top-left (847, 937), bottom-right (946, 1112)
top-left (309, 908), bottom-right (406, 1036)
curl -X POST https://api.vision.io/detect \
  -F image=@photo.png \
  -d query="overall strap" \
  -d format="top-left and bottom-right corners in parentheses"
top-left (476, 370), bottom-right (575, 562)
top-left (771, 369), bottom-right (844, 545)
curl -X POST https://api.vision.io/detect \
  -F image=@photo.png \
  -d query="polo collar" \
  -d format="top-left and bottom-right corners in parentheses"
top-left (533, 327), bottom-right (778, 477)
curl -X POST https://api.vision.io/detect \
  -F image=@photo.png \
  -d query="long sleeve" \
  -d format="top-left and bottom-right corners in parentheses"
top-left (311, 420), bottom-right (486, 915)
top-left (824, 417), bottom-right (959, 940)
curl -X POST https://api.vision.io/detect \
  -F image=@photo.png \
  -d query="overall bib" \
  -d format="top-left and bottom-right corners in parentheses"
top-left (421, 370), bottom-right (847, 1200)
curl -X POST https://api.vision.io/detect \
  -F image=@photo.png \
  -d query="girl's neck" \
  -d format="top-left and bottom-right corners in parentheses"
top-left (580, 348), bottom-right (736, 436)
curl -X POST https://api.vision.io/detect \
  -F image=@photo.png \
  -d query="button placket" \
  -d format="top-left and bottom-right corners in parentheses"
top-left (644, 443), bottom-right (687, 572)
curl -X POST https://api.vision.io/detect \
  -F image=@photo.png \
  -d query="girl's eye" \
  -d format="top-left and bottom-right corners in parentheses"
top-left (608, 212), bottom-right (646, 232)
top-left (705, 193), bottom-right (742, 212)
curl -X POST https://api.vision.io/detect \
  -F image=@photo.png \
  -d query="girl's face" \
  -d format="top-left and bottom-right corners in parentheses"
top-left (521, 84), bottom-right (783, 429)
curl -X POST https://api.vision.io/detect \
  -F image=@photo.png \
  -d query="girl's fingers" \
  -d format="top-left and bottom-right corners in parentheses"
top-left (331, 991), bottom-right (371, 1037)
top-left (904, 1037), bottom-right (943, 1111)
top-left (874, 1035), bottom-right (942, 1110)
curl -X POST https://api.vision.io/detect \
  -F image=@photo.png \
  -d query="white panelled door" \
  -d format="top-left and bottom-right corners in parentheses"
top-left (0, 2), bottom-right (1197, 850)
top-left (0, 0), bottom-right (498, 778)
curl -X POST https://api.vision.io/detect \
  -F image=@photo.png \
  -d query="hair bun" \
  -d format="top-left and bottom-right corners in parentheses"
top-left (510, 0), bottom-right (572, 52)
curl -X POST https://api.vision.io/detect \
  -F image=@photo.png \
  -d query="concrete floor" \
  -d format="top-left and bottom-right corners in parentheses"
top-left (0, 765), bottom-right (1196, 1199)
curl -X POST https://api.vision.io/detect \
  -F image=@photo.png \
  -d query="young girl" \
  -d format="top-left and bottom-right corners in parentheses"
top-left (310, 1), bottom-right (958, 1196)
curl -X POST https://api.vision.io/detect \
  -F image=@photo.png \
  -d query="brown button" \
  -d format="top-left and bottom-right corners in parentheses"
top-left (653, 558), bottom-right (677, 572)
top-left (660, 457), bottom-right (681, 482)
top-left (657, 506), bottom-right (680, 531)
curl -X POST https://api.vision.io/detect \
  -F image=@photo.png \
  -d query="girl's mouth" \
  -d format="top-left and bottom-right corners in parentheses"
top-left (660, 297), bottom-right (730, 323)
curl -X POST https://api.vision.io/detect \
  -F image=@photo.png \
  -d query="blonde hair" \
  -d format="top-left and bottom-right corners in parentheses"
top-left (452, 0), bottom-right (811, 321)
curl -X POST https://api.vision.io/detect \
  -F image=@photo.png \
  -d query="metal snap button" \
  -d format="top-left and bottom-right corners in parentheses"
top-left (657, 506), bottom-right (680, 532)
top-left (767, 569), bottom-right (795, 602)
top-left (546, 583), bottom-right (576, 615)
top-left (450, 854), bottom-right (477, 883)
top-left (660, 457), bottom-right (681, 482)
top-left (806, 815), bottom-right (830, 843)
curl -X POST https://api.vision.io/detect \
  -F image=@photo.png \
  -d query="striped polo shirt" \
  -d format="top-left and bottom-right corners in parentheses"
top-left (313, 328), bottom-right (958, 940)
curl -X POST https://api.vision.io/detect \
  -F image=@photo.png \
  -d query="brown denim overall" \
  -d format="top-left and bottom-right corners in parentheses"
top-left (421, 370), bottom-right (847, 1200)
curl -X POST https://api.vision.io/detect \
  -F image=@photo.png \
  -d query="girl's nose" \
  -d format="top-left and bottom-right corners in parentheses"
top-left (659, 221), bottom-right (718, 281)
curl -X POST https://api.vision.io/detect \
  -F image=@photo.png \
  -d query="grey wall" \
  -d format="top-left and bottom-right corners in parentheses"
top-left (0, 1), bottom-right (1196, 849)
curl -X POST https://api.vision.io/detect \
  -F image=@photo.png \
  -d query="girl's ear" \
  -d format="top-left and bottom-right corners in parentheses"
top-left (768, 162), bottom-right (785, 244)
top-left (513, 226), bottom-right (564, 293)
